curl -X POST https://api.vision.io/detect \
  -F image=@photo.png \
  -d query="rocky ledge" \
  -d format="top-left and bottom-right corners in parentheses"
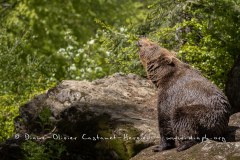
top-left (0, 73), bottom-right (240, 160)
top-left (1, 73), bottom-right (158, 160)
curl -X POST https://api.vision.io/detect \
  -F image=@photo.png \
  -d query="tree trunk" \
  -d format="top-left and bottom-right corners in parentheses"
top-left (226, 55), bottom-right (240, 114)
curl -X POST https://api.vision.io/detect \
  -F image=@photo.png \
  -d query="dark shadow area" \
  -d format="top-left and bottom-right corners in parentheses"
top-left (57, 105), bottom-right (150, 160)
top-left (0, 103), bottom-right (151, 160)
top-left (226, 126), bottom-right (240, 142)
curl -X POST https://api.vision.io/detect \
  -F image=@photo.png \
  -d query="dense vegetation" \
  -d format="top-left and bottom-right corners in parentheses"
top-left (1, 0), bottom-right (240, 159)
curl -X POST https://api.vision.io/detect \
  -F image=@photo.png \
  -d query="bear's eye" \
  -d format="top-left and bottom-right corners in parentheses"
top-left (151, 47), bottom-right (158, 51)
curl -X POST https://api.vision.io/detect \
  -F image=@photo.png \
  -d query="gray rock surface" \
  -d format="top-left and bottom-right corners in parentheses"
top-left (12, 73), bottom-right (159, 160)
top-left (1, 73), bottom-right (240, 160)
top-left (131, 112), bottom-right (240, 160)
top-left (130, 140), bottom-right (240, 160)
top-left (17, 73), bottom-right (158, 141)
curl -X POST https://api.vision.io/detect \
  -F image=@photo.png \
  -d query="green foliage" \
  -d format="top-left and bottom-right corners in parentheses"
top-left (140, 0), bottom-right (240, 88)
top-left (58, 27), bottom-right (146, 80)
top-left (38, 107), bottom-right (53, 131)
top-left (0, 11), bottom-right (56, 139)
top-left (4, 0), bottom-right (148, 80)
top-left (0, 25), bottom-right (55, 142)
top-left (39, 108), bottom-right (52, 125)
top-left (21, 140), bottom-right (66, 160)
top-left (96, 117), bottom-right (142, 160)
top-left (0, 101), bottom-right (18, 142)
top-left (54, 30), bottom-right (111, 80)
top-left (96, 27), bottom-right (145, 77)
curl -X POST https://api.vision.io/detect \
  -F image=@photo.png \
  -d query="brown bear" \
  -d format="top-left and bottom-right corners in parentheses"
top-left (137, 37), bottom-right (231, 152)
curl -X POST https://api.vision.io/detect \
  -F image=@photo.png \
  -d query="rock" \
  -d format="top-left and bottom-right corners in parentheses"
top-left (130, 141), bottom-right (240, 160)
top-left (1, 73), bottom-right (240, 160)
top-left (1, 73), bottom-right (159, 160)
top-left (131, 112), bottom-right (240, 160)
top-left (227, 112), bottom-right (240, 142)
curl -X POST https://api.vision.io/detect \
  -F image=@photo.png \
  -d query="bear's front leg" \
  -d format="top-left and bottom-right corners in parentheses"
top-left (153, 114), bottom-right (175, 152)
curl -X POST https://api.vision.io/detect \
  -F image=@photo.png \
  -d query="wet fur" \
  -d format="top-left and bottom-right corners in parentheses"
top-left (138, 38), bottom-right (231, 152)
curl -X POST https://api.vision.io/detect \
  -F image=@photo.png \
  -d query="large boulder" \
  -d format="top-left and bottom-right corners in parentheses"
top-left (2, 73), bottom-right (159, 160)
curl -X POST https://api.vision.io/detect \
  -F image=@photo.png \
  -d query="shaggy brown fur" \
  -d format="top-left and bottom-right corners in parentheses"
top-left (137, 37), bottom-right (231, 152)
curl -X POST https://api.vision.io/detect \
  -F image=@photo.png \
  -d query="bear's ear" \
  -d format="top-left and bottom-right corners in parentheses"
top-left (155, 56), bottom-right (174, 66)
top-left (146, 56), bottom-right (174, 68)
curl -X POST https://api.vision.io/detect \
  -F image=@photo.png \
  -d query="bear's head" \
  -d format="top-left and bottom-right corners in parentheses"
top-left (137, 37), bottom-right (176, 68)
top-left (137, 37), bottom-right (161, 67)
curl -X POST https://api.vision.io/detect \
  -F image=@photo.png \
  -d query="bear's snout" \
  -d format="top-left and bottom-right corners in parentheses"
top-left (136, 40), bottom-right (143, 47)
